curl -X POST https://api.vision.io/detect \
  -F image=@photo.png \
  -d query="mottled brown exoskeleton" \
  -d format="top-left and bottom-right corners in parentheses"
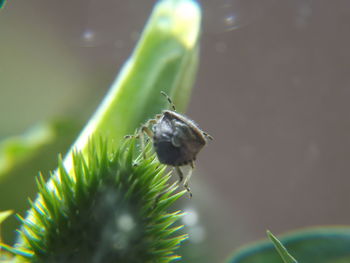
top-left (126, 92), bottom-right (212, 197)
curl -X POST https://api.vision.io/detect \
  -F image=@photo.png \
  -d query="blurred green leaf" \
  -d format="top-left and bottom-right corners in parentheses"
top-left (0, 0), bottom-right (5, 9)
top-left (0, 119), bottom-right (81, 244)
top-left (267, 230), bottom-right (298, 263)
top-left (0, 210), bottom-right (13, 261)
top-left (0, 211), bottom-right (12, 225)
top-left (0, 123), bottom-right (55, 179)
top-left (227, 227), bottom-right (350, 263)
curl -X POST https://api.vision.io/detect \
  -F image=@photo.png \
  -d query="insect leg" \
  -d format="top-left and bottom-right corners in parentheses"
top-left (177, 166), bottom-right (192, 198)
top-left (203, 132), bottom-right (213, 140)
top-left (138, 129), bottom-right (147, 159)
top-left (139, 118), bottom-right (157, 158)
top-left (174, 166), bottom-right (184, 183)
top-left (141, 125), bottom-right (154, 137)
top-left (139, 126), bottom-right (152, 159)
top-left (160, 91), bottom-right (176, 111)
top-left (124, 134), bottom-right (140, 139)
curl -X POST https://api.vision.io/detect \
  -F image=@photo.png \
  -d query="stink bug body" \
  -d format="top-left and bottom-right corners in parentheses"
top-left (126, 92), bottom-right (212, 197)
top-left (153, 110), bottom-right (208, 166)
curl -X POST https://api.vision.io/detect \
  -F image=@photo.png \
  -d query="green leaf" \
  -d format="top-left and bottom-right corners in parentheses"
top-left (0, 210), bottom-right (13, 246)
top-left (0, 119), bottom-right (81, 244)
top-left (227, 227), bottom-right (350, 263)
top-left (0, 210), bottom-right (13, 261)
top-left (267, 230), bottom-right (298, 263)
top-left (0, 0), bottom-right (5, 9)
top-left (0, 123), bottom-right (55, 179)
top-left (0, 211), bottom-right (12, 225)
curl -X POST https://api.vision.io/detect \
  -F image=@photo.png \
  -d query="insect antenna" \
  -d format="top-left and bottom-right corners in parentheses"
top-left (160, 91), bottom-right (176, 111)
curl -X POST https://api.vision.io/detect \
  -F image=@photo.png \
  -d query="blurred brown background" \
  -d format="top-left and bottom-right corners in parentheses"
top-left (1, 0), bottom-right (350, 262)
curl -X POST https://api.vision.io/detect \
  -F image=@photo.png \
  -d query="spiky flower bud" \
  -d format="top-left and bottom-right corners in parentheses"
top-left (4, 139), bottom-right (187, 263)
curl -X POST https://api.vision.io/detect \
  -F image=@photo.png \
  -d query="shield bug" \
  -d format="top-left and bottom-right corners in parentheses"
top-left (126, 92), bottom-right (212, 197)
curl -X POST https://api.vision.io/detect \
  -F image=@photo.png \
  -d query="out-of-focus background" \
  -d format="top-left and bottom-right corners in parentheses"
top-left (1, 0), bottom-right (350, 262)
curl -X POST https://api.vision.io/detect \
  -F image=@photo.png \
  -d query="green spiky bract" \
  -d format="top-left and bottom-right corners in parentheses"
top-left (6, 138), bottom-right (187, 263)
top-left (267, 230), bottom-right (298, 263)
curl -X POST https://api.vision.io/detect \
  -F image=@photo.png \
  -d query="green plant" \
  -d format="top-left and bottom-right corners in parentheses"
top-left (0, 0), bottom-right (201, 262)
top-left (227, 227), bottom-right (350, 263)
top-left (0, 0), bottom-right (5, 9)
top-left (3, 0), bottom-right (347, 262)
top-left (5, 139), bottom-right (187, 262)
